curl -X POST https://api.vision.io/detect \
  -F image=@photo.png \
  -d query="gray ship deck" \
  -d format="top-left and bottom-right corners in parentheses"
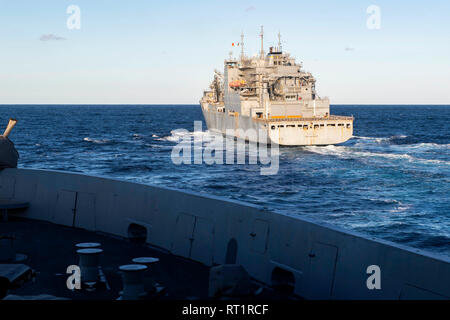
top-left (0, 217), bottom-right (290, 300)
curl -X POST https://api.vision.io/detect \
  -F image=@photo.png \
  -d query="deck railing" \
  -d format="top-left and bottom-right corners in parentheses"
top-left (256, 115), bottom-right (354, 122)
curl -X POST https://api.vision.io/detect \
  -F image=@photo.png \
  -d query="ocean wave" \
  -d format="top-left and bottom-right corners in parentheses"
top-left (305, 145), bottom-right (411, 159)
top-left (353, 135), bottom-right (408, 143)
top-left (353, 136), bottom-right (449, 153)
top-left (83, 137), bottom-right (112, 144)
top-left (389, 204), bottom-right (413, 213)
top-left (157, 130), bottom-right (225, 144)
top-left (367, 198), bottom-right (400, 205)
top-left (304, 145), bottom-right (450, 165)
top-left (156, 130), bottom-right (209, 142)
top-left (395, 142), bottom-right (450, 150)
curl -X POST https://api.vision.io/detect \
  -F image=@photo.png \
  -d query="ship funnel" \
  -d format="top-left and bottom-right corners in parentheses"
top-left (2, 118), bottom-right (18, 138)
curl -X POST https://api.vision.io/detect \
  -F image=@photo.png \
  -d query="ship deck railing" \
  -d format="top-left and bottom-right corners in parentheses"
top-left (255, 115), bottom-right (354, 122)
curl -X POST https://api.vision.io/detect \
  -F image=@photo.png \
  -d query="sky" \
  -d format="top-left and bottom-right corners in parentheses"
top-left (0, 0), bottom-right (449, 105)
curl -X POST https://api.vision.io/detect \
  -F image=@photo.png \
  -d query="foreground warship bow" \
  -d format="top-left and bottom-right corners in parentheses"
top-left (201, 28), bottom-right (353, 146)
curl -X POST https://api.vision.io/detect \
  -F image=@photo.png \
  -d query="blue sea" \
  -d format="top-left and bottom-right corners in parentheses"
top-left (2, 105), bottom-right (449, 256)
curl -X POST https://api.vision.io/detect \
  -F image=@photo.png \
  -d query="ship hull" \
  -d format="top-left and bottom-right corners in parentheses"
top-left (201, 103), bottom-right (353, 146)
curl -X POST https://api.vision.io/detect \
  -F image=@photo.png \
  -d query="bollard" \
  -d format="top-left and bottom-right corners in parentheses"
top-left (75, 242), bottom-right (102, 249)
top-left (132, 257), bottom-right (160, 292)
top-left (119, 264), bottom-right (147, 300)
top-left (77, 248), bottom-right (103, 285)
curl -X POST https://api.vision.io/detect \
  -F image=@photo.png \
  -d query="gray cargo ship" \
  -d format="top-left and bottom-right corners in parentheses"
top-left (201, 28), bottom-right (354, 146)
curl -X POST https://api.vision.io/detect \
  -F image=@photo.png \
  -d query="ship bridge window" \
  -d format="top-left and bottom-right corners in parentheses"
top-left (278, 125), bottom-right (285, 128)
top-left (297, 124), bottom-right (302, 128)
top-left (338, 123), bottom-right (344, 127)
top-left (327, 124), bottom-right (335, 127)
top-left (347, 124), bottom-right (351, 128)
top-left (320, 124), bottom-right (324, 127)
top-left (314, 124), bottom-right (319, 129)
top-left (271, 125), bottom-right (276, 130)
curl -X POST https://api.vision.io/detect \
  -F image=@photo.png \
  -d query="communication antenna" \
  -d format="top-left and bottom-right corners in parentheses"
top-left (278, 31), bottom-right (282, 52)
top-left (260, 26), bottom-right (264, 59)
top-left (240, 32), bottom-right (245, 60)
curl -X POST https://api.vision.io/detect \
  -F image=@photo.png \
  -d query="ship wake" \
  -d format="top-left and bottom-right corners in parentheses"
top-left (304, 144), bottom-right (450, 166)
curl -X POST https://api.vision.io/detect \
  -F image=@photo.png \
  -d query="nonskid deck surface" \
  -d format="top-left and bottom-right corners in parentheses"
top-left (0, 217), bottom-right (293, 300)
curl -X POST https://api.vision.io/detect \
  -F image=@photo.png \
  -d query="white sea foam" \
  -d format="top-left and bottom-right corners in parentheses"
top-left (398, 142), bottom-right (450, 150)
top-left (83, 137), bottom-right (111, 144)
top-left (304, 145), bottom-right (450, 165)
top-left (305, 145), bottom-right (411, 160)
top-left (353, 135), bottom-right (408, 143)
top-left (353, 136), bottom-right (450, 151)
top-left (367, 198), bottom-right (400, 204)
top-left (389, 204), bottom-right (412, 213)
top-left (157, 130), bottom-right (215, 143)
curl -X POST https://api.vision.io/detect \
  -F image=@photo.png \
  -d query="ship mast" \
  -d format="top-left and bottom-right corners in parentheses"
top-left (259, 26), bottom-right (265, 115)
top-left (240, 32), bottom-right (245, 61)
top-left (277, 31), bottom-right (282, 52)
top-left (259, 26), bottom-right (264, 59)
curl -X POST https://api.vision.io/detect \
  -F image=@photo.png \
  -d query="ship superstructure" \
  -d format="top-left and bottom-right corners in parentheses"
top-left (200, 28), bottom-right (353, 146)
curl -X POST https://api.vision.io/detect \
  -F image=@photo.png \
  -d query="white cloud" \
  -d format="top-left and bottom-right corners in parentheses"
top-left (40, 34), bottom-right (66, 41)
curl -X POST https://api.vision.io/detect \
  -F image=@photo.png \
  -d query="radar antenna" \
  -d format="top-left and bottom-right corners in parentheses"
top-left (278, 31), bottom-right (282, 52)
top-left (240, 32), bottom-right (245, 60)
top-left (260, 26), bottom-right (264, 59)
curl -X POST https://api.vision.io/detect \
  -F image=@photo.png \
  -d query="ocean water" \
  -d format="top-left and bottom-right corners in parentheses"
top-left (2, 105), bottom-right (449, 256)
